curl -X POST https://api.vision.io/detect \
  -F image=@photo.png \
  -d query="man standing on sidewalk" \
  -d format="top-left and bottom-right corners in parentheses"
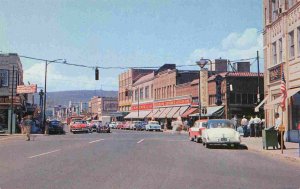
top-left (274, 113), bottom-right (286, 149)
top-left (241, 115), bottom-right (248, 137)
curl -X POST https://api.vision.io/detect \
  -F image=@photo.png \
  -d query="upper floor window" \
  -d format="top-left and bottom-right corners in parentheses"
top-left (297, 27), bottom-right (300, 56)
top-left (272, 41), bottom-right (277, 65)
top-left (279, 38), bottom-right (283, 63)
top-left (288, 0), bottom-right (296, 9)
top-left (140, 88), bottom-right (143, 100)
top-left (0, 69), bottom-right (9, 87)
top-left (135, 89), bottom-right (138, 101)
top-left (271, 0), bottom-right (279, 22)
top-left (289, 31), bottom-right (295, 59)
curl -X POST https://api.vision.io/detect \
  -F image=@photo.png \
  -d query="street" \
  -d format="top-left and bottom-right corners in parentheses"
top-left (0, 130), bottom-right (299, 189)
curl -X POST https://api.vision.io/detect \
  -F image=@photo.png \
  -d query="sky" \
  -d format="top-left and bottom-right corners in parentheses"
top-left (0, 0), bottom-right (263, 92)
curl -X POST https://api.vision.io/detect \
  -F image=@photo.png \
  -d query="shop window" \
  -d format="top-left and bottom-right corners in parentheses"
top-left (248, 94), bottom-right (254, 104)
top-left (229, 93), bottom-right (235, 104)
top-left (291, 92), bottom-right (300, 130)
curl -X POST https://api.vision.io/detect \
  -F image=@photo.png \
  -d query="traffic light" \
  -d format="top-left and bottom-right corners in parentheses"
top-left (95, 67), bottom-right (99, 80)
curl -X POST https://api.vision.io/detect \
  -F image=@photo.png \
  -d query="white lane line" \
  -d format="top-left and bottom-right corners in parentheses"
top-left (89, 139), bottom-right (104, 144)
top-left (137, 139), bottom-right (144, 144)
top-left (28, 149), bottom-right (61, 159)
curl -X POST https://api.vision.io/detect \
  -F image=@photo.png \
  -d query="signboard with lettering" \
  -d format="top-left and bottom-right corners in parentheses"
top-left (153, 98), bottom-right (191, 108)
top-left (131, 103), bottom-right (153, 111)
top-left (17, 84), bottom-right (37, 94)
top-left (0, 96), bottom-right (21, 104)
top-left (269, 64), bottom-right (281, 83)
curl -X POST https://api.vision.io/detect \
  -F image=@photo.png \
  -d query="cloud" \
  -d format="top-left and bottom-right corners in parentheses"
top-left (23, 63), bottom-right (119, 92)
top-left (188, 28), bottom-right (263, 71)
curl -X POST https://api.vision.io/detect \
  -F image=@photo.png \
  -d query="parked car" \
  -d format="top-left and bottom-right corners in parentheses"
top-left (70, 120), bottom-right (89, 134)
top-left (116, 122), bottom-right (125, 129)
top-left (109, 122), bottom-right (117, 129)
top-left (145, 121), bottom-right (161, 131)
top-left (130, 121), bottom-right (144, 130)
top-left (96, 123), bottom-right (110, 133)
top-left (89, 120), bottom-right (102, 132)
top-left (48, 120), bottom-right (65, 134)
top-left (202, 119), bottom-right (241, 148)
top-left (136, 121), bottom-right (147, 131)
top-left (189, 119), bottom-right (207, 143)
top-left (122, 121), bottom-right (131, 130)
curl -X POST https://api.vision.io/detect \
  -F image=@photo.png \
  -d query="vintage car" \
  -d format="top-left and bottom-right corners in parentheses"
top-left (116, 122), bottom-right (125, 129)
top-left (48, 120), bottom-right (65, 134)
top-left (189, 119), bottom-right (207, 143)
top-left (70, 120), bottom-right (89, 134)
top-left (130, 121), bottom-right (144, 130)
top-left (122, 121), bottom-right (131, 130)
top-left (145, 121), bottom-right (161, 131)
top-left (109, 122), bottom-right (117, 129)
top-left (96, 123), bottom-right (110, 133)
top-left (89, 120), bottom-right (102, 132)
top-left (202, 119), bottom-right (241, 148)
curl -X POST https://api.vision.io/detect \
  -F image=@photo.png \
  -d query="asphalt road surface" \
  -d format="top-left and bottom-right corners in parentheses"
top-left (0, 130), bottom-right (299, 189)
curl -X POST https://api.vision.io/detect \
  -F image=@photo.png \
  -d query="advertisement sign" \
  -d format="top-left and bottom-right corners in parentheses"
top-left (131, 103), bottom-right (153, 111)
top-left (153, 98), bottom-right (191, 108)
top-left (269, 64), bottom-right (281, 83)
top-left (17, 84), bottom-right (37, 94)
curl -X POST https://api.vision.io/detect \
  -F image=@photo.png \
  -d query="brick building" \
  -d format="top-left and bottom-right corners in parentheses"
top-left (89, 96), bottom-right (118, 119)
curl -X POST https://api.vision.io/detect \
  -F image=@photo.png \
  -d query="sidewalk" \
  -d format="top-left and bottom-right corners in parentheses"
top-left (241, 137), bottom-right (300, 162)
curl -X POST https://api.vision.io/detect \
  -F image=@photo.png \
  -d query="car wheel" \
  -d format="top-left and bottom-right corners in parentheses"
top-left (234, 144), bottom-right (239, 149)
top-left (196, 137), bottom-right (200, 143)
top-left (189, 135), bottom-right (194, 141)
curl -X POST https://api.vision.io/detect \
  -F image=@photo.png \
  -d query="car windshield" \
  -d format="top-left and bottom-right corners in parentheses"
top-left (207, 120), bottom-right (233, 129)
top-left (149, 121), bottom-right (159, 124)
top-left (75, 120), bottom-right (86, 124)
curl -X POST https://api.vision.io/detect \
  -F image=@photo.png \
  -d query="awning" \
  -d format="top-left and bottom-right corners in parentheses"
top-left (158, 107), bottom-right (172, 118)
top-left (181, 107), bottom-right (198, 118)
top-left (153, 108), bottom-right (166, 118)
top-left (124, 110), bottom-right (151, 119)
top-left (172, 106), bottom-right (189, 118)
top-left (124, 111), bottom-right (137, 119)
top-left (254, 95), bottom-right (269, 112)
top-left (166, 107), bottom-right (181, 118)
top-left (265, 88), bottom-right (300, 110)
top-left (190, 106), bottom-right (224, 117)
top-left (147, 109), bottom-right (159, 118)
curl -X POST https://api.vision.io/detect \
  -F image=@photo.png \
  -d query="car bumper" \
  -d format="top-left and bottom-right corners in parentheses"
top-left (71, 128), bottom-right (89, 132)
top-left (206, 141), bottom-right (240, 145)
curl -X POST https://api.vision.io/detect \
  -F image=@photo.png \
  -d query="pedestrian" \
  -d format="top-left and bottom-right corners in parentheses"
top-left (240, 115), bottom-right (248, 137)
top-left (23, 115), bottom-right (33, 141)
top-left (248, 116), bottom-right (254, 137)
top-left (253, 115), bottom-right (262, 137)
top-left (19, 117), bottom-right (24, 134)
top-left (231, 115), bottom-right (238, 130)
top-left (274, 113), bottom-right (286, 149)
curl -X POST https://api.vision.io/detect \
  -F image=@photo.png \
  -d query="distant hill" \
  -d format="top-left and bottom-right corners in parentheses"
top-left (34, 90), bottom-right (118, 107)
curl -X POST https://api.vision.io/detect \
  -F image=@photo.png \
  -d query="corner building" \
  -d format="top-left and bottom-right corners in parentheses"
top-left (263, 0), bottom-right (300, 142)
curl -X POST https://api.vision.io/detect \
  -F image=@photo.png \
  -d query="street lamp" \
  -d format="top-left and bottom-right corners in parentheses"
top-left (43, 59), bottom-right (66, 134)
top-left (196, 58), bottom-right (212, 120)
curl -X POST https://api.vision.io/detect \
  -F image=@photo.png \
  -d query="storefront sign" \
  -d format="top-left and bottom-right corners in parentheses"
top-left (200, 69), bottom-right (208, 107)
top-left (269, 65), bottom-right (281, 83)
top-left (0, 96), bottom-right (21, 104)
top-left (153, 98), bottom-right (191, 108)
top-left (131, 103), bottom-right (153, 111)
top-left (17, 84), bottom-right (37, 94)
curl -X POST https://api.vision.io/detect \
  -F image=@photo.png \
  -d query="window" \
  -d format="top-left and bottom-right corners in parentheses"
top-left (248, 94), bottom-right (254, 104)
top-left (0, 70), bottom-right (9, 87)
top-left (272, 41), bottom-right (277, 65)
top-left (140, 88), bottom-right (143, 100)
top-left (229, 93), bottom-right (235, 104)
top-left (242, 94), bottom-right (248, 104)
top-left (289, 31), bottom-right (295, 59)
top-left (145, 86), bottom-right (149, 99)
top-left (271, 0), bottom-right (279, 22)
top-left (288, 0), bottom-right (296, 9)
top-left (236, 94), bottom-right (241, 104)
top-left (135, 89), bottom-right (138, 101)
top-left (279, 38), bottom-right (282, 63)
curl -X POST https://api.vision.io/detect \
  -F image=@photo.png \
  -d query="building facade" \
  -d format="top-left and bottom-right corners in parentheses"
top-left (118, 68), bottom-right (154, 113)
top-left (263, 0), bottom-right (300, 142)
top-left (0, 53), bottom-right (25, 133)
top-left (89, 96), bottom-right (118, 119)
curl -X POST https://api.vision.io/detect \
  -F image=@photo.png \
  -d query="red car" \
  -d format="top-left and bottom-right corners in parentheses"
top-left (116, 122), bottom-right (125, 129)
top-left (70, 120), bottom-right (89, 134)
top-left (189, 120), bottom-right (207, 143)
top-left (122, 121), bottom-right (131, 130)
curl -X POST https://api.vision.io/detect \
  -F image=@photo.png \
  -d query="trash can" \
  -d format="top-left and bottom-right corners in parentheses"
top-left (262, 126), bottom-right (278, 150)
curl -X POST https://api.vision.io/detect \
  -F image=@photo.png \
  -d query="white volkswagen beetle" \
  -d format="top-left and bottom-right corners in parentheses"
top-left (202, 119), bottom-right (241, 148)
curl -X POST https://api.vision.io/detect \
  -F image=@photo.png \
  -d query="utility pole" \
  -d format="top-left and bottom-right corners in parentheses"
top-left (10, 65), bottom-right (14, 134)
top-left (44, 60), bottom-right (48, 134)
top-left (257, 51), bottom-right (260, 103)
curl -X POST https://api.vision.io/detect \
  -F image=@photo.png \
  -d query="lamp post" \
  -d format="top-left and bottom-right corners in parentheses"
top-left (43, 59), bottom-right (65, 134)
top-left (196, 58), bottom-right (212, 120)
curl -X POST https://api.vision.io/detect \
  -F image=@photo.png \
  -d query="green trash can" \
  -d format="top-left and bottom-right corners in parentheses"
top-left (262, 127), bottom-right (278, 150)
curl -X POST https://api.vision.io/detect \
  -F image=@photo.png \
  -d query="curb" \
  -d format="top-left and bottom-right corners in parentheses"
top-left (244, 143), bottom-right (300, 163)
